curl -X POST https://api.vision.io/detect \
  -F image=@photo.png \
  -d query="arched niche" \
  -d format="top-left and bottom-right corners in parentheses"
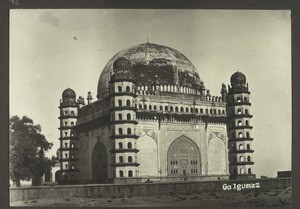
top-left (208, 137), bottom-right (226, 175)
top-left (167, 135), bottom-right (201, 177)
top-left (92, 141), bottom-right (108, 180)
top-left (137, 135), bottom-right (158, 177)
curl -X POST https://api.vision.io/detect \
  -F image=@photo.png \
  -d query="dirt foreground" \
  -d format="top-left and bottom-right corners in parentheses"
top-left (10, 187), bottom-right (291, 208)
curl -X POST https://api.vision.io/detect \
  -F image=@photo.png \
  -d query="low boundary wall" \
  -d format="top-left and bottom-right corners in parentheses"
top-left (10, 178), bottom-right (291, 202)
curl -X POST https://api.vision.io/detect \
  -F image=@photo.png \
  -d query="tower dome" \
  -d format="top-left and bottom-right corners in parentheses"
top-left (113, 57), bottom-right (132, 71)
top-left (62, 88), bottom-right (76, 98)
top-left (230, 71), bottom-right (246, 84)
top-left (97, 43), bottom-right (201, 98)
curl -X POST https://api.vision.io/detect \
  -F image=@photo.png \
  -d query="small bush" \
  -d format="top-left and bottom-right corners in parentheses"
top-left (64, 198), bottom-right (70, 201)
top-left (107, 199), bottom-right (112, 202)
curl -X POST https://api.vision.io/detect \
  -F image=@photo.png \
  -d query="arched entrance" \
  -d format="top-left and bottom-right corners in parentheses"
top-left (137, 135), bottom-right (158, 177)
top-left (92, 141), bottom-right (108, 181)
top-left (55, 171), bottom-right (61, 182)
top-left (44, 170), bottom-right (52, 182)
top-left (167, 135), bottom-right (201, 177)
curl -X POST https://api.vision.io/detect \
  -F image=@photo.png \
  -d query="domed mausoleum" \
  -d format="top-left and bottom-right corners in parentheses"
top-left (56, 43), bottom-right (255, 183)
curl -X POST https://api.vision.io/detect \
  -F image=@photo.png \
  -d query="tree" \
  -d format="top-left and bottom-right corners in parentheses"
top-left (9, 116), bottom-right (55, 187)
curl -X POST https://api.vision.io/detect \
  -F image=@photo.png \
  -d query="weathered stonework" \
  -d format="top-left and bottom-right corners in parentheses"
top-left (56, 43), bottom-right (255, 183)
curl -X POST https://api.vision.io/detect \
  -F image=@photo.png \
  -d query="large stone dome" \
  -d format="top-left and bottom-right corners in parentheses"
top-left (97, 43), bottom-right (201, 98)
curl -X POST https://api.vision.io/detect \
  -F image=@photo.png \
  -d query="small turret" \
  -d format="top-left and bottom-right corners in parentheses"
top-left (87, 91), bottom-right (93, 105)
top-left (221, 83), bottom-right (227, 102)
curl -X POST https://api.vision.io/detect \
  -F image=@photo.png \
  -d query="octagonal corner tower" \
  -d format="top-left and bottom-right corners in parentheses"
top-left (97, 42), bottom-right (202, 99)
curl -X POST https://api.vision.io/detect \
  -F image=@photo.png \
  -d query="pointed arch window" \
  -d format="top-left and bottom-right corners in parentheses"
top-left (128, 142), bottom-right (132, 149)
top-left (126, 86), bottom-right (130, 92)
top-left (119, 156), bottom-right (123, 163)
top-left (127, 100), bottom-right (131, 107)
top-left (119, 170), bottom-right (124, 177)
top-left (118, 100), bottom-right (122, 107)
top-left (118, 142), bottom-right (123, 149)
top-left (128, 170), bottom-right (133, 177)
top-left (127, 113), bottom-right (131, 120)
top-left (127, 128), bottom-right (132, 135)
top-left (118, 86), bottom-right (122, 92)
top-left (118, 128), bottom-right (123, 135)
top-left (246, 132), bottom-right (250, 138)
top-left (128, 156), bottom-right (133, 163)
top-left (118, 113), bottom-right (122, 120)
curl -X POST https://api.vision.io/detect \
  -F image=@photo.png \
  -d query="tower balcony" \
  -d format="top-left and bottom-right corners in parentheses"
top-left (110, 148), bottom-right (139, 153)
top-left (228, 114), bottom-right (253, 119)
top-left (59, 126), bottom-right (76, 130)
top-left (230, 161), bottom-right (255, 166)
top-left (229, 149), bottom-right (254, 154)
top-left (59, 136), bottom-right (78, 140)
top-left (58, 147), bottom-right (79, 151)
top-left (59, 115), bottom-right (77, 119)
top-left (59, 158), bottom-right (80, 162)
top-left (229, 137), bottom-right (254, 141)
top-left (109, 77), bottom-right (136, 84)
top-left (110, 120), bottom-right (138, 125)
top-left (110, 162), bottom-right (140, 167)
top-left (60, 168), bottom-right (80, 172)
top-left (109, 134), bottom-right (139, 139)
top-left (227, 102), bottom-right (251, 107)
top-left (108, 92), bottom-right (137, 98)
top-left (228, 125), bottom-right (253, 130)
top-left (109, 106), bottom-right (138, 111)
top-left (59, 103), bottom-right (78, 108)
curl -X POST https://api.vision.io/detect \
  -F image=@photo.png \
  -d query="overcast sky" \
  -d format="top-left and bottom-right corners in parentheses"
top-left (10, 9), bottom-right (291, 178)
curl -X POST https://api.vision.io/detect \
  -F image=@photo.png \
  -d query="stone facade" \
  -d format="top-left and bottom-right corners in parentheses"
top-left (56, 43), bottom-right (255, 183)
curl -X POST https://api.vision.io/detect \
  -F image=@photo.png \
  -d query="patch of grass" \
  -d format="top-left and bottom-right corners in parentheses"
top-left (157, 196), bottom-right (161, 198)
top-left (64, 198), bottom-right (70, 201)
top-left (254, 191), bottom-right (260, 197)
top-left (127, 195), bottom-right (132, 198)
top-left (29, 200), bottom-right (37, 203)
top-left (107, 199), bottom-right (112, 202)
top-left (178, 196), bottom-right (187, 201)
top-left (118, 195), bottom-right (124, 198)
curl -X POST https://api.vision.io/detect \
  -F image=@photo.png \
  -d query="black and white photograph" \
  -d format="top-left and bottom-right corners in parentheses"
top-left (9, 9), bottom-right (292, 207)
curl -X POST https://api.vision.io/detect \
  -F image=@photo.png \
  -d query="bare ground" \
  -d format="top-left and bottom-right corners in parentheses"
top-left (10, 187), bottom-right (292, 208)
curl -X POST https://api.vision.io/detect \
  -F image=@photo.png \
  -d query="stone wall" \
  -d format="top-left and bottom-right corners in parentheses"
top-left (10, 178), bottom-right (291, 202)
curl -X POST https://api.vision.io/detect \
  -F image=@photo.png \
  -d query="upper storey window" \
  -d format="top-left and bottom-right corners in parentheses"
top-left (118, 100), bottom-right (122, 107)
top-left (126, 86), bottom-right (130, 92)
top-left (118, 86), bottom-right (122, 92)
top-left (71, 111), bottom-right (74, 115)
top-left (237, 97), bottom-right (241, 103)
top-left (244, 97), bottom-right (248, 102)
